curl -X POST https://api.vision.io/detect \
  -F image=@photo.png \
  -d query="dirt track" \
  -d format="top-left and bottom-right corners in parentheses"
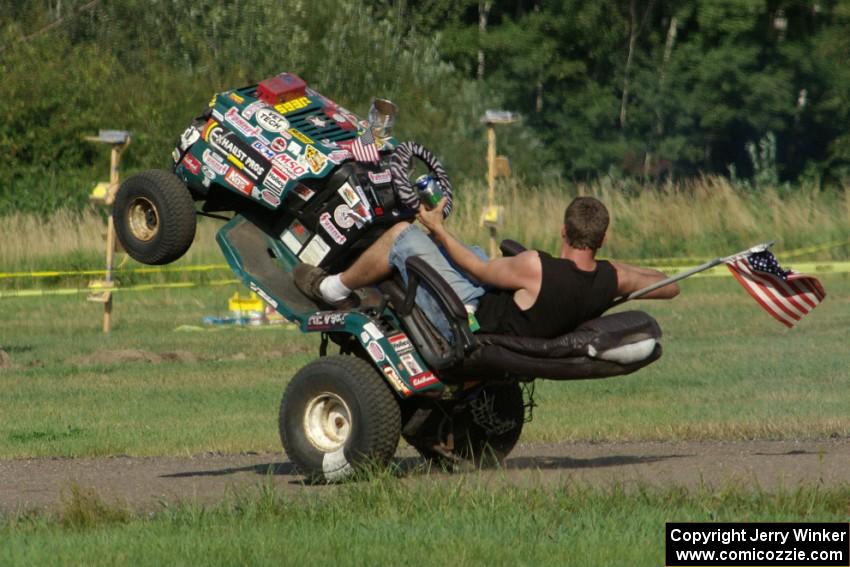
top-left (2, 439), bottom-right (849, 513)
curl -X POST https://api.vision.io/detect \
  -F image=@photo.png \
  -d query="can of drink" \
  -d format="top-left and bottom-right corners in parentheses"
top-left (414, 174), bottom-right (442, 209)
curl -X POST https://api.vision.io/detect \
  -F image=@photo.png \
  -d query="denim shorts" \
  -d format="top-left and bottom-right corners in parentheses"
top-left (388, 225), bottom-right (488, 341)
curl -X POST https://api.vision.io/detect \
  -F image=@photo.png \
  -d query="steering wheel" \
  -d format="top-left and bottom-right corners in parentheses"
top-left (388, 141), bottom-right (454, 217)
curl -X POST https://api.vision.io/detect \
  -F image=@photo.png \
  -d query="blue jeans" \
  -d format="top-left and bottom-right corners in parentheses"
top-left (388, 225), bottom-right (488, 341)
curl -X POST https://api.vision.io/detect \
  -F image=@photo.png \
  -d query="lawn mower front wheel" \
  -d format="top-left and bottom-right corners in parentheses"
top-left (280, 356), bottom-right (401, 483)
top-left (113, 169), bottom-right (196, 265)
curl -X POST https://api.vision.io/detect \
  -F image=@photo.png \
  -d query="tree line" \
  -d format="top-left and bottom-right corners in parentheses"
top-left (380, 0), bottom-right (850, 183)
top-left (0, 0), bottom-right (847, 215)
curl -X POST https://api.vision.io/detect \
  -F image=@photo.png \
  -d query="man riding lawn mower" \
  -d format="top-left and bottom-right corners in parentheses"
top-left (111, 72), bottom-right (688, 482)
top-left (293, 196), bottom-right (680, 341)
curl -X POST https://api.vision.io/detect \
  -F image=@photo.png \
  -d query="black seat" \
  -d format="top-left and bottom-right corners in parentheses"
top-left (384, 239), bottom-right (663, 383)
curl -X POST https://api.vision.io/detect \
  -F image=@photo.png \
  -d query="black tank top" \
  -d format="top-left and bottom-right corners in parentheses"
top-left (475, 252), bottom-right (618, 339)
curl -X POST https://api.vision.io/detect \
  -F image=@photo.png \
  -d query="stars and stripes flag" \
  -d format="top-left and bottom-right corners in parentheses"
top-left (726, 251), bottom-right (825, 328)
top-left (346, 128), bottom-right (381, 163)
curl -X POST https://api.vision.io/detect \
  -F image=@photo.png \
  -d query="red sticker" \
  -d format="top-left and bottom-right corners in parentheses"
top-left (181, 153), bottom-right (201, 175)
top-left (224, 168), bottom-right (253, 195)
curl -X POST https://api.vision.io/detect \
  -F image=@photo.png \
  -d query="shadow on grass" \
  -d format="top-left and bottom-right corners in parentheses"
top-left (505, 453), bottom-right (689, 470)
top-left (161, 462), bottom-right (297, 478)
top-left (161, 452), bottom-right (689, 481)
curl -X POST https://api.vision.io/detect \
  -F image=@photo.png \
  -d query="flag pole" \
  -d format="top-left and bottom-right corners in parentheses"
top-left (612, 241), bottom-right (774, 305)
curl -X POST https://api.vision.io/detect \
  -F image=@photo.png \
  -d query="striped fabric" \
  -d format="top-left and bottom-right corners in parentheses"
top-left (726, 251), bottom-right (826, 328)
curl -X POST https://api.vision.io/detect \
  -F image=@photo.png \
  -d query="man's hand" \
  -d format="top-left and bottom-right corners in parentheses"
top-left (415, 196), bottom-right (449, 236)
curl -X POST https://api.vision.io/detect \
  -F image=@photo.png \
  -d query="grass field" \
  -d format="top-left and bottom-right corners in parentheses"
top-left (2, 478), bottom-right (849, 566)
top-left (1, 184), bottom-right (848, 565)
top-left (1, 272), bottom-right (847, 459)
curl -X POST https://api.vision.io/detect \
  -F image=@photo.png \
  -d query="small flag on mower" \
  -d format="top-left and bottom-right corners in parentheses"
top-left (726, 251), bottom-right (825, 328)
top-left (344, 128), bottom-right (381, 164)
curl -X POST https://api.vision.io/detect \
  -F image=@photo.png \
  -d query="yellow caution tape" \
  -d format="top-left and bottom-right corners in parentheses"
top-left (4, 260), bottom-right (847, 300)
top-left (3, 237), bottom-right (847, 280)
top-left (651, 261), bottom-right (850, 278)
top-left (781, 238), bottom-right (850, 259)
top-left (616, 239), bottom-right (850, 266)
top-left (0, 264), bottom-right (229, 280)
top-left (0, 279), bottom-right (239, 299)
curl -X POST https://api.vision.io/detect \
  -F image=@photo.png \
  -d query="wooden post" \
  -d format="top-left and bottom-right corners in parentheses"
top-left (101, 142), bottom-right (128, 334)
top-left (480, 111), bottom-right (517, 258)
top-left (103, 215), bottom-right (116, 333)
top-left (486, 123), bottom-right (498, 258)
top-left (86, 131), bottom-right (131, 334)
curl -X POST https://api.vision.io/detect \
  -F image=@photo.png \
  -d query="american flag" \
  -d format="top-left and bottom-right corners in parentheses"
top-left (726, 251), bottom-right (825, 328)
top-left (346, 128), bottom-right (380, 163)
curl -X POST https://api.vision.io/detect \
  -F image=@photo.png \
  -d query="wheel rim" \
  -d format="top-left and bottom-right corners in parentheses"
top-left (303, 392), bottom-right (352, 453)
top-left (127, 197), bottom-right (160, 242)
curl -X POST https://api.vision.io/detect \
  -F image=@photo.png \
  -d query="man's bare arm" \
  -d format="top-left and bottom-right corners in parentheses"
top-left (610, 261), bottom-right (680, 299)
top-left (416, 198), bottom-right (540, 292)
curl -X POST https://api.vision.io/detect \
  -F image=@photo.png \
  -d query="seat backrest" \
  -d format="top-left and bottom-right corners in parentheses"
top-left (499, 239), bottom-right (527, 257)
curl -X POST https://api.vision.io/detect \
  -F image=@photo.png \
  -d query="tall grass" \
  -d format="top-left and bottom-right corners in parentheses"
top-left (452, 177), bottom-right (850, 261)
top-left (0, 211), bottom-right (225, 284)
top-left (1, 178), bottom-right (847, 279)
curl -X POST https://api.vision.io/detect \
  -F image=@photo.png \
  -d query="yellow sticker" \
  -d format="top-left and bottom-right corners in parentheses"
top-left (288, 128), bottom-right (313, 145)
top-left (274, 96), bottom-right (311, 114)
top-left (228, 92), bottom-right (245, 104)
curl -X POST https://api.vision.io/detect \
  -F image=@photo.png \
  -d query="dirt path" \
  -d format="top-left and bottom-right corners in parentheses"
top-left (2, 439), bottom-right (848, 513)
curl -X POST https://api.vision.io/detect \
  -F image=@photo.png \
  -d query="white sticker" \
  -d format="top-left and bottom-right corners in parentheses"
top-left (360, 331), bottom-right (370, 343)
top-left (319, 212), bottom-right (346, 245)
top-left (327, 149), bottom-right (351, 164)
top-left (241, 100), bottom-right (266, 119)
top-left (367, 341), bottom-right (385, 362)
top-left (261, 190), bottom-right (281, 207)
top-left (337, 182), bottom-right (360, 207)
top-left (179, 126), bottom-right (200, 151)
top-left (255, 108), bottom-right (290, 132)
top-left (273, 153), bottom-right (306, 178)
top-left (287, 140), bottom-right (302, 156)
top-left (299, 235), bottom-right (330, 266)
top-left (264, 168), bottom-right (289, 194)
top-left (400, 353), bottom-right (423, 376)
top-left (363, 322), bottom-right (383, 340)
top-left (368, 170), bottom-right (392, 185)
top-left (281, 230), bottom-right (302, 254)
top-left (225, 107), bottom-right (261, 137)
top-left (332, 205), bottom-right (355, 229)
top-left (202, 149), bottom-right (229, 175)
